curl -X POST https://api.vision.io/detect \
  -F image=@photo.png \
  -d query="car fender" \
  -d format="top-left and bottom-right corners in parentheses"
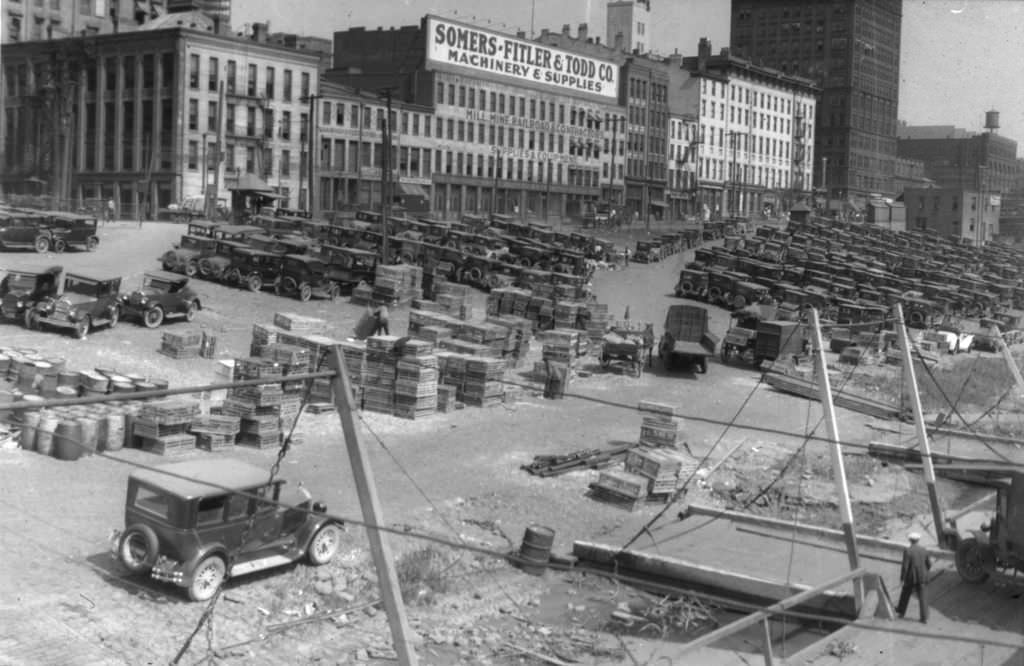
top-left (295, 514), bottom-right (339, 551)
top-left (181, 543), bottom-right (232, 578)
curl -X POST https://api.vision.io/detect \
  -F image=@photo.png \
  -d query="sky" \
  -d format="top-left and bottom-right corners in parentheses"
top-left (234, 0), bottom-right (1024, 156)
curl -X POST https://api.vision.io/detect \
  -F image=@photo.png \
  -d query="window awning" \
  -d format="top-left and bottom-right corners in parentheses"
top-left (397, 182), bottom-right (429, 198)
top-left (649, 200), bottom-right (668, 208)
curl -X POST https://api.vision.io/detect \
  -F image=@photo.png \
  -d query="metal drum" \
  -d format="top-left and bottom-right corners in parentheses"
top-left (19, 409), bottom-right (41, 452)
top-left (35, 411), bottom-right (59, 457)
top-left (104, 409), bottom-right (126, 452)
top-left (517, 525), bottom-right (555, 576)
top-left (53, 418), bottom-right (84, 461)
top-left (77, 416), bottom-right (100, 454)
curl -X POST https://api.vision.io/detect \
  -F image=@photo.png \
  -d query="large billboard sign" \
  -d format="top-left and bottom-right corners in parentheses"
top-left (425, 17), bottom-right (619, 100)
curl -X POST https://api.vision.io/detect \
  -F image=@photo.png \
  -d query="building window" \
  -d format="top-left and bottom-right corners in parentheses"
top-left (265, 67), bottom-right (275, 99)
top-left (187, 141), bottom-right (198, 170)
top-left (188, 99), bottom-right (198, 130)
top-left (300, 113), bottom-right (308, 142)
top-left (321, 101), bottom-right (331, 125)
top-left (245, 146), bottom-right (255, 173)
top-left (498, 94), bottom-right (505, 114)
top-left (188, 54), bottom-right (199, 89)
top-left (245, 64), bottom-right (256, 96)
top-left (336, 104), bottom-right (346, 126)
top-left (281, 111), bottom-right (291, 139)
top-left (468, 88), bottom-right (475, 109)
top-left (122, 55), bottom-right (135, 90)
top-left (208, 57), bottom-right (218, 92)
top-left (436, 81), bottom-right (444, 103)
top-left (226, 104), bottom-right (236, 134)
top-left (490, 91), bottom-right (496, 110)
top-left (447, 84), bottom-right (454, 105)
top-left (447, 119), bottom-right (454, 140)
top-left (457, 121), bottom-right (465, 141)
top-left (226, 60), bottom-right (236, 94)
top-left (283, 69), bottom-right (292, 101)
top-left (518, 97), bottom-right (525, 116)
top-left (264, 109), bottom-right (274, 138)
top-left (300, 71), bottom-right (309, 100)
top-left (207, 101), bottom-right (217, 131)
top-left (458, 85), bottom-right (465, 106)
top-left (246, 107), bottom-right (256, 137)
top-left (412, 113), bottom-right (419, 136)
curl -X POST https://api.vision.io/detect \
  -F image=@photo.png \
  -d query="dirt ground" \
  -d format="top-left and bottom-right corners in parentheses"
top-left (0, 221), bottom-right (1016, 665)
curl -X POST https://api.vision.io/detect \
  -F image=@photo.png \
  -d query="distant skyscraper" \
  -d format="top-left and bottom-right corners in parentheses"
top-left (730, 0), bottom-right (902, 206)
top-left (606, 0), bottom-right (652, 53)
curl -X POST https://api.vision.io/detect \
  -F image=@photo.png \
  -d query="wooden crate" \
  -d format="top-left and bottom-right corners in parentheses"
top-left (138, 399), bottom-right (200, 425)
top-left (195, 432), bottom-right (235, 451)
top-left (133, 418), bottom-right (190, 440)
top-left (139, 433), bottom-right (196, 456)
top-left (594, 470), bottom-right (648, 499)
top-left (189, 415), bottom-right (241, 436)
top-left (587, 482), bottom-right (644, 512)
top-left (625, 447), bottom-right (685, 480)
top-left (157, 346), bottom-right (200, 360)
top-left (639, 416), bottom-right (679, 448)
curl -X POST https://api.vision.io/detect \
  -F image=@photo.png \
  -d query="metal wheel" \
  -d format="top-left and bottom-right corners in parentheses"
top-left (188, 556), bottom-right (226, 602)
top-left (143, 307), bottom-right (164, 328)
top-left (307, 523), bottom-right (343, 565)
top-left (34, 235), bottom-right (50, 253)
top-left (247, 274), bottom-right (263, 292)
top-left (299, 283), bottom-right (313, 302)
top-left (185, 301), bottom-right (198, 322)
top-left (720, 344), bottom-right (733, 363)
top-left (53, 238), bottom-right (67, 253)
top-left (955, 537), bottom-right (991, 584)
top-left (75, 317), bottom-right (91, 340)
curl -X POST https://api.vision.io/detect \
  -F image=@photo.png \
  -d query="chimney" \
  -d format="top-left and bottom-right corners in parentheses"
top-left (562, 23), bottom-right (571, 36)
top-left (517, 30), bottom-right (525, 38)
top-left (578, 23), bottom-right (588, 41)
top-left (540, 28), bottom-right (549, 39)
top-left (595, 36), bottom-right (600, 44)
top-left (253, 22), bottom-right (268, 43)
top-left (614, 32), bottom-right (624, 51)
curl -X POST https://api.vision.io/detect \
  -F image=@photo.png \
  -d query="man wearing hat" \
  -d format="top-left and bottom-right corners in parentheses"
top-left (896, 532), bottom-right (932, 623)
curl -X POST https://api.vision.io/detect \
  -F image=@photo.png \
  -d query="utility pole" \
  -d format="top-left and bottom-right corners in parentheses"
top-left (382, 89), bottom-right (393, 263)
top-left (328, 348), bottom-right (419, 666)
top-left (608, 115), bottom-right (619, 206)
top-left (491, 148), bottom-right (501, 217)
top-left (305, 93), bottom-right (321, 218)
top-left (809, 308), bottom-right (863, 611)
top-left (545, 158), bottom-right (552, 226)
top-left (207, 82), bottom-right (225, 220)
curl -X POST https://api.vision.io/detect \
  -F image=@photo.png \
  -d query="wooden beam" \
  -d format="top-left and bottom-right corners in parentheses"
top-left (329, 348), bottom-right (418, 665)
top-left (679, 568), bottom-right (868, 654)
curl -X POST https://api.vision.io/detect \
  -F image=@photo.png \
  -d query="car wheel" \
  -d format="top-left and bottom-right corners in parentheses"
top-left (299, 283), bottom-right (312, 302)
top-left (955, 537), bottom-right (991, 584)
top-left (185, 261), bottom-right (198, 277)
top-left (24, 309), bottom-right (37, 330)
top-left (118, 524), bottom-right (160, 574)
top-left (185, 301), bottom-right (198, 322)
top-left (75, 317), bottom-right (91, 340)
top-left (86, 236), bottom-right (99, 252)
top-left (144, 306), bottom-right (164, 328)
top-left (327, 283), bottom-right (340, 302)
top-left (188, 555), bottom-right (227, 602)
top-left (307, 523), bottom-right (343, 565)
top-left (108, 307), bottom-right (119, 329)
top-left (53, 238), bottom-right (67, 253)
top-left (34, 235), bottom-right (50, 253)
top-left (247, 274), bottom-right (263, 292)
top-left (223, 268), bottom-right (241, 285)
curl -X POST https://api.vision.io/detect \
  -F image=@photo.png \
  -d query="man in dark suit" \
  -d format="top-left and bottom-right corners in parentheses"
top-left (896, 532), bottom-right (932, 623)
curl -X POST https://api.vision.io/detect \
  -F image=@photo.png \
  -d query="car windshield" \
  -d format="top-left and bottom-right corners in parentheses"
top-left (7, 273), bottom-right (38, 291)
top-left (180, 236), bottom-right (201, 250)
top-left (134, 485), bottom-right (172, 521)
top-left (64, 277), bottom-right (99, 295)
top-left (143, 277), bottom-right (174, 292)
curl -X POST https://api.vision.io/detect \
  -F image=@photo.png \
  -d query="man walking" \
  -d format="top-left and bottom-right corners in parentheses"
top-left (896, 532), bottom-right (932, 623)
top-left (372, 304), bottom-right (390, 336)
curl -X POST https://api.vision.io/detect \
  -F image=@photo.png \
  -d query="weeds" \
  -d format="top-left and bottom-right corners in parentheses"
top-left (852, 356), bottom-right (1015, 413)
top-left (395, 546), bottom-right (453, 606)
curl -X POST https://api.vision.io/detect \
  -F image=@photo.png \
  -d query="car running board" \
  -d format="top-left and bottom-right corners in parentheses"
top-left (230, 553), bottom-right (296, 577)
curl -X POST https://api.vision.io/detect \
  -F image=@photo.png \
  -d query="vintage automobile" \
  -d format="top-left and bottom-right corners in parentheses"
top-left (0, 209), bottom-right (62, 252)
top-left (674, 267), bottom-right (708, 299)
top-left (46, 211), bottom-right (100, 251)
top-left (222, 247), bottom-right (283, 292)
top-left (28, 272), bottom-right (122, 338)
top-left (276, 254), bottom-right (340, 301)
top-left (198, 240), bottom-right (252, 280)
top-left (112, 458), bottom-right (343, 601)
top-left (316, 244), bottom-right (379, 289)
top-left (120, 271), bottom-right (202, 328)
top-left (0, 265), bottom-right (63, 326)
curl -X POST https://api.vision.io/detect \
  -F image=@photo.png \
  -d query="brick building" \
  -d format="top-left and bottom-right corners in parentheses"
top-left (730, 0), bottom-right (902, 208)
top-left (896, 124), bottom-right (1019, 196)
top-left (904, 185), bottom-right (1001, 246)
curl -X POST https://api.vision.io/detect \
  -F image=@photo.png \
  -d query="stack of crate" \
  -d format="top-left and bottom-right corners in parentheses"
top-left (373, 265), bottom-right (423, 306)
top-left (189, 414), bottom-right (241, 451)
top-left (639, 415), bottom-right (680, 448)
top-left (226, 357), bottom-right (285, 449)
top-left (275, 332), bottom-right (342, 374)
top-left (486, 315), bottom-right (533, 367)
top-left (273, 312), bottom-right (329, 335)
top-left (407, 309), bottom-right (462, 337)
top-left (457, 322), bottom-right (510, 357)
top-left (393, 340), bottom-right (438, 419)
top-left (589, 469), bottom-right (649, 511)
top-left (437, 352), bottom-right (465, 399)
top-left (438, 338), bottom-right (500, 358)
top-left (363, 335), bottom-right (399, 414)
top-left (134, 399), bottom-right (200, 455)
top-left (434, 281), bottom-right (472, 318)
top-left (332, 339), bottom-right (367, 400)
top-left (553, 301), bottom-right (582, 329)
top-left (157, 330), bottom-right (203, 360)
top-left (417, 325), bottom-right (455, 345)
top-left (539, 329), bottom-right (579, 368)
top-left (624, 447), bottom-right (698, 500)
top-left (584, 303), bottom-right (612, 342)
top-left (460, 357), bottom-right (505, 407)
top-left (251, 323), bottom-right (286, 357)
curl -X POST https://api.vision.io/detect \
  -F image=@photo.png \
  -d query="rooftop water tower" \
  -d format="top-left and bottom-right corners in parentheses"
top-left (985, 109), bottom-right (1000, 133)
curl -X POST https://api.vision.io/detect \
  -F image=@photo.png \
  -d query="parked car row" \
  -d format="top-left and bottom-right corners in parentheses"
top-left (0, 265), bottom-right (201, 338)
top-left (0, 207), bottom-right (100, 253)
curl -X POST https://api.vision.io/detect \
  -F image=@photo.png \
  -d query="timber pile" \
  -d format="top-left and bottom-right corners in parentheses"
top-left (764, 371), bottom-right (901, 419)
top-left (157, 330), bottom-right (203, 360)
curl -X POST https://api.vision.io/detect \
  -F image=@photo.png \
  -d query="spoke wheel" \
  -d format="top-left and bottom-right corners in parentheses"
top-left (185, 261), bottom-right (198, 277)
top-left (299, 283), bottom-right (313, 302)
top-left (188, 556), bottom-right (226, 602)
top-left (307, 524), bottom-right (343, 565)
top-left (185, 301), bottom-right (198, 322)
top-left (144, 307), bottom-right (164, 328)
top-left (247, 274), bottom-right (263, 292)
top-left (34, 235), bottom-right (50, 253)
top-left (955, 537), bottom-right (991, 584)
top-left (75, 317), bottom-right (91, 340)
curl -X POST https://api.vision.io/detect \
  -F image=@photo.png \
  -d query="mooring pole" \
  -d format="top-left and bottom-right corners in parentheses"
top-left (809, 308), bottom-right (862, 609)
top-left (895, 303), bottom-right (948, 545)
top-left (329, 348), bottom-right (418, 665)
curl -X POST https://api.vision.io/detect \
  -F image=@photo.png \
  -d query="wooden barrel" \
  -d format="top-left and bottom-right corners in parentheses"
top-left (94, 367), bottom-right (117, 378)
top-left (44, 356), bottom-right (67, 373)
top-left (79, 371), bottom-right (109, 394)
top-left (517, 525), bottom-right (555, 576)
top-left (104, 409), bottom-right (126, 452)
top-left (53, 418), bottom-right (84, 461)
top-left (57, 370), bottom-right (80, 387)
top-left (77, 417), bottom-right (99, 454)
top-left (35, 412), bottom-right (59, 457)
top-left (19, 410), bottom-right (41, 452)
top-left (16, 361), bottom-right (38, 391)
top-left (92, 411), bottom-right (110, 451)
top-left (55, 386), bottom-right (79, 399)
top-left (35, 361), bottom-right (58, 396)
top-left (110, 381), bottom-right (135, 393)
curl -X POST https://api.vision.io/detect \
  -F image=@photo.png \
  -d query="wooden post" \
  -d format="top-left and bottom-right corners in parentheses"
top-left (895, 303), bottom-right (947, 544)
top-left (809, 308), bottom-right (862, 609)
top-left (328, 348), bottom-right (418, 665)
top-left (993, 325), bottom-right (1024, 399)
top-left (761, 617), bottom-right (774, 666)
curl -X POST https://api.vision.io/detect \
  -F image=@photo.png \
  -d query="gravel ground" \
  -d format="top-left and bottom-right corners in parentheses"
top-left (0, 221), bottom-right (1005, 665)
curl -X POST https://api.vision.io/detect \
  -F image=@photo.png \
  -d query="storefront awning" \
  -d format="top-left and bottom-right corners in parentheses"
top-left (649, 200), bottom-right (668, 208)
top-left (397, 182), bottom-right (429, 198)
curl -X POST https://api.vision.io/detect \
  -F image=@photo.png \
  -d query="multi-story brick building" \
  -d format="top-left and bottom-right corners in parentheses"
top-left (667, 112), bottom-right (699, 220)
top-left (325, 17), bottom-right (622, 221)
top-left (668, 39), bottom-right (817, 220)
top-left (904, 185), bottom-right (1001, 246)
top-left (730, 0), bottom-right (902, 207)
top-left (0, 16), bottom-right (319, 214)
top-left (2, 0), bottom-right (168, 44)
top-left (897, 123), bottom-right (1019, 196)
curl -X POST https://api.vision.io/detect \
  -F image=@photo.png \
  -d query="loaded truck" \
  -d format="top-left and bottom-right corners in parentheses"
top-left (658, 304), bottom-right (718, 374)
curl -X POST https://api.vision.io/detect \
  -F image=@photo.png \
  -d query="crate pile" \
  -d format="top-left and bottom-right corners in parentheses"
top-left (534, 328), bottom-right (585, 378)
top-left (133, 399), bottom-right (200, 455)
top-left (588, 469), bottom-right (649, 511)
top-left (393, 340), bottom-right (438, 419)
top-left (363, 335), bottom-right (399, 415)
top-left (189, 414), bottom-right (241, 452)
top-left (486, 314), bottom-right (533, 367)
top-left (459, 357), bottom-right (506, 407)
top-left (373, 264), bottom-right (423, 306)
top-left (584, 303), bottom-right (612, 342)
top-left (407, 309), bottom-right (463, 337)
top-left (639, 415), bottom-right (680, 448)
top-left (624, 447), bottom-right (698, 500)
top-left (434, 281), bottom-right (473, 319)
top-left (553, 301), bottom-right (583, 329)
top-left (456, 322), bottom-right (511, 357)
top-left (157, 329), bottom-right (204, 360)
top-left (274, 312), bottom-right (330, 335)
top-left (221, 356), bottom-right (297, 449)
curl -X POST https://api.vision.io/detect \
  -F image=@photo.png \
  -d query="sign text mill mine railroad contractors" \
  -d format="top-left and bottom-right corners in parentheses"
top-left (426, 17), bottom-right (620, 100)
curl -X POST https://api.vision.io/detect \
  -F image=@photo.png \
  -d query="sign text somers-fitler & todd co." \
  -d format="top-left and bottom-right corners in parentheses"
top-left (426, 17), bottom-right (619, 101)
